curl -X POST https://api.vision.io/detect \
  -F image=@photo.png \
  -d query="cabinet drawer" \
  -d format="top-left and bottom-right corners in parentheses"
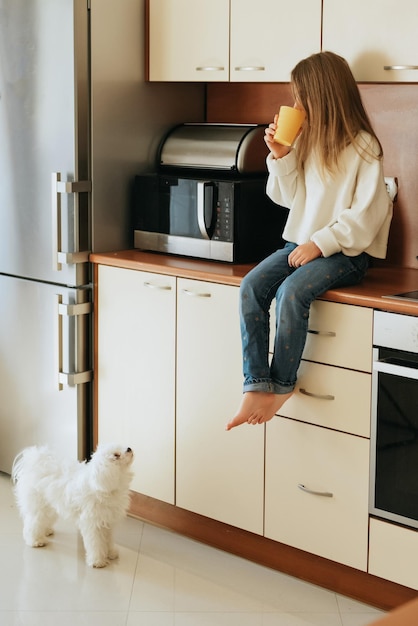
top-left (265, 418), bottom-right (369, 570)
top-left (369, 518), bottom-right (418, 590)
top-left (279, 360), bottom-right (371, 437)
top-left (269, 301), bottom-right (372, 372)
top-left (303, 301), bottom-right (373, 371)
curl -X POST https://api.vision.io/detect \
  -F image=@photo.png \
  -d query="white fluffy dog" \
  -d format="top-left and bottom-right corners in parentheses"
top-left (12, 443), bottom-right (134, 568)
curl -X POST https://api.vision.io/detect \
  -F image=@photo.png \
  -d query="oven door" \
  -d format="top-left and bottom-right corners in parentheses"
top-left (370, 347), bottom-right (418, 528)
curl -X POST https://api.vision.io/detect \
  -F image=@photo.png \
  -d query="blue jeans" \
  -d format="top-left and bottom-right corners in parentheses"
top-left (240, 242), bottom-right (370, 394)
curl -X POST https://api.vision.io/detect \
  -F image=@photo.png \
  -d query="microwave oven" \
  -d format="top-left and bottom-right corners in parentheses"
top-left (132, 173), bottom-right (287, 263)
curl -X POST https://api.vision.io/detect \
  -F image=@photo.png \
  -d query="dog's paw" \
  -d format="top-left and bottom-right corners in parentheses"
top-left (45, 528), bottom-right (54, 537)
top-left (91, 559), bottom-right (108, 568)
top-left (108, 547), bottom-right (119, 560)
top-left (31, 540), bottom-right (48, 548)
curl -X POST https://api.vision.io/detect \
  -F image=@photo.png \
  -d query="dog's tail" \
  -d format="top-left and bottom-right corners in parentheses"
top-left (11, 449), bottom-right (26, 485)
top-left (11, 445), bottom-right (49, 484)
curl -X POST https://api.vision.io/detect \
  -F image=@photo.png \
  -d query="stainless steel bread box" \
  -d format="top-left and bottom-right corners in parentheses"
top-left (159, 123), bottom-right (268, 173)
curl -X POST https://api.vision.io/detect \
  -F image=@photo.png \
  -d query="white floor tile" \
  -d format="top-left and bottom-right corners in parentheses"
top-left (0, 473), bottom-right (387, 625)
top-left (340, 614), bottom-right (386, 626)
top-left (0, 612), bottom-right (129, 626)
top-left (126, 614), bottom-right (175, 626)
top-left (174, 613), bottom-right (263, 626)
top-left (262, 614), bottom-right (343, 626)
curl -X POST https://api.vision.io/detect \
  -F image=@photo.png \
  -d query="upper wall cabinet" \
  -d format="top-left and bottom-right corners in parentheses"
top-left (229, 0), bottom-right (321, 82)
top-left (322, 0), bottom-right (418, 82)
top-left (147, 0), bottom-right (229, 82)
top-left (147, 0), bottom-right (321, 82)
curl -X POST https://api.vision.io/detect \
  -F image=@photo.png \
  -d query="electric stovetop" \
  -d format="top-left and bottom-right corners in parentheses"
top-left (383, 290), bottom-right (418, 302)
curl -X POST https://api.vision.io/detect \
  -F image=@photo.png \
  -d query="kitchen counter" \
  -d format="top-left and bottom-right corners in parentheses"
top-left (91, 248), bottom-right (418, 610)
top-left (90, 249), bottom-right (418, 316)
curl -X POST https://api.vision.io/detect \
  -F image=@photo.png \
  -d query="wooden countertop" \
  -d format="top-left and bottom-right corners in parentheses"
top-left (90, 249), bottom-right (418, 316)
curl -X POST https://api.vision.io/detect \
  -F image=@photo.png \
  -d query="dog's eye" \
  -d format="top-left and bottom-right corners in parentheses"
top-left (113, 452), bottom-right (121, 459)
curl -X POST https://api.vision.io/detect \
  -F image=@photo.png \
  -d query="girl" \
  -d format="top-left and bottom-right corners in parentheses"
top-left (226, 51), bottom-right (393, 431)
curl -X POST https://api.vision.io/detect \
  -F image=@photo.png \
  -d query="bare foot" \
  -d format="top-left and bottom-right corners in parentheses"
top-left (225, 390), bottom-right (293, 430)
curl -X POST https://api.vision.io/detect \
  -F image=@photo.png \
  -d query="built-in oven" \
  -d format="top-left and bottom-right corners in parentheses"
top-left (370, 310), bottom-right (418, 529)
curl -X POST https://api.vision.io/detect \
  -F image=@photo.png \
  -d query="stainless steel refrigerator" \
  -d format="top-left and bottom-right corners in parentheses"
top-left (0, 0), bottom-right (205, 473)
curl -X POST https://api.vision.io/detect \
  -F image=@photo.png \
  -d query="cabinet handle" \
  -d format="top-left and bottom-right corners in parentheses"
top-left (181, 288), bottom-right (211, 298)
top-left (298, 483), bottom-right (333, 498)
top-left (384, 65), bottom-right (418, 70)
top-left (234, 65), bottom-right (265, 72)
top-left (299, 388), bottom-right (335, 401)
top-left (196, 66), bottom-right (225, 72)
top-left (307, 329), bottom-right (336, 337)
top-left (144, 281), bottom-right (172, 291)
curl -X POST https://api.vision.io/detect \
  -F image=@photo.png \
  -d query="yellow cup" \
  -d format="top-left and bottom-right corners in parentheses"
top-left (273, 106), bottom-right (306, 146)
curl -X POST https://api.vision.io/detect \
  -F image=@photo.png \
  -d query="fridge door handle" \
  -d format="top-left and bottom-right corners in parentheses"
top-left (57, 297), bottom-right (93, 390)
top-left (52, 172), bottom-right (92, 271)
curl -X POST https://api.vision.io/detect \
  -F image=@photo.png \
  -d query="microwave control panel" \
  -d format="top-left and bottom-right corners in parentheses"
top-left (213, 185), bottom-right (233, 242)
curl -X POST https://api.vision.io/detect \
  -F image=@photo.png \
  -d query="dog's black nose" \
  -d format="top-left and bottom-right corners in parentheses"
top-left (127, 447), bottom-right (132, 453)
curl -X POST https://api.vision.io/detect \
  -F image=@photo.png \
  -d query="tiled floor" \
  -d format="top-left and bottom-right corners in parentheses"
top-left (0, 473), bottom-right (385, 626)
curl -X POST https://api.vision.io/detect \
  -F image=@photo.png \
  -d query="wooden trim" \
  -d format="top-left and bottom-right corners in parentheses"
top-left (92, 264), bottom-right (99, 450)
top-left (144, 0), bottom-right (150, 81)
top-left (129, 491), bottom-right (417, 612)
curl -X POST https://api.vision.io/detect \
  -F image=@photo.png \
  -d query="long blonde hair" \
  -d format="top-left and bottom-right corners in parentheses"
top-left (290, 51), bottom-right (383, 174)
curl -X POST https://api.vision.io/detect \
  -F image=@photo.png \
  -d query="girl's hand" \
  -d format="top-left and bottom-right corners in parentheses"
top-left (264, 114), bottom-right (291, 159)
top-left (288, 242), bottom-right (322, 268)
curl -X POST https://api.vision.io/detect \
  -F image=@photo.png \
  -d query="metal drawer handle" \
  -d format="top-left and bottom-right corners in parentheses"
top-left (196, 66), bottom-right (225, 71)
top-left (298, 483), bottom-right (333, 498)
top-left (384, 65), bottom-right (418, 70)
top-left (234, 65), bottom-right (265, 71)
top-left (299, 388), bottom-right (335, 401)
top-left (181, 288), bottom-right (211, 298)
top-left (307, 329), bottom-right (336, 337)
top-left (144, 281), bottom-right (172, 291)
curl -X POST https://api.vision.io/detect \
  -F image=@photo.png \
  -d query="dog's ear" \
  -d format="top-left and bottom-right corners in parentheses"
top-left (88, 449), bottom-right (123, 492)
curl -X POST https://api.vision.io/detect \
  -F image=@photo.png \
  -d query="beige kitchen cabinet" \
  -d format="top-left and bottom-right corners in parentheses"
top-left (97, 266), bottom-right (264, 533)
top-left (322, 0), bottom-right (418, 82)
top-left (147, 0), bottom-right (321, 82)
top-left (148, 0), bottom-right (229, 82)
top-left (369, 518), bottom-right (418, 590)
top-left (229, 0), bottom-right (321, 82)
top-left (175, 277), bottom-right (265, 533)
top-left (97, 265), bottom-right (176, 502)
top-left (266, 300), bottom-right (372, 569)
top-left (265, 417), bottom-right (370, 570)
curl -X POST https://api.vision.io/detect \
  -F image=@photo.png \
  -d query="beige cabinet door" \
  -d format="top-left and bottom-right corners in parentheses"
top-left (230, 0), bottom-right (321, 82)
top-left (176, 278), bottom-right (264, 534)
top-left (265, 417), bottom-right (370, 570)
top-left (369, 518), bottom-right (418, 590)
top-left (148, 0), bottom-right (229, 81)
top-left (97, 266), bottom-right (176, 503)
top-left (323, 0), bottom-right (418, 82)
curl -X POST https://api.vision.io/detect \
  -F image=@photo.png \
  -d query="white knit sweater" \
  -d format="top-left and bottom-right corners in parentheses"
top-left (266, 133), bottom-right (393, 258)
